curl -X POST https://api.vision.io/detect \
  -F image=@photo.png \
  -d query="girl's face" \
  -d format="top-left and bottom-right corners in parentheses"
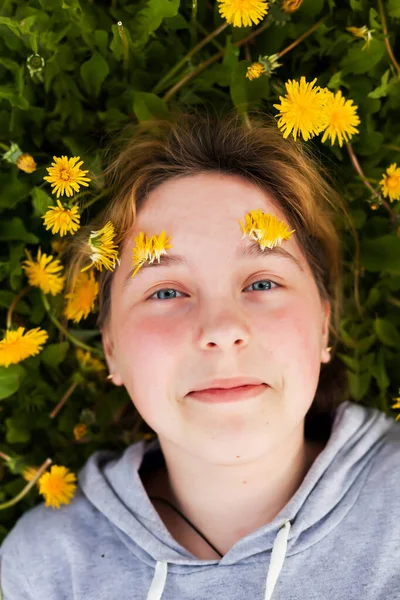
top-left (103, 172), bottom-right (331, 464)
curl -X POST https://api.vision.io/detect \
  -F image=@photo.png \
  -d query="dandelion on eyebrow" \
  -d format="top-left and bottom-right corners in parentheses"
top-left (239, 209), bottom-right (296, 250)
top-left (131, 230), bottom-right (173, 278)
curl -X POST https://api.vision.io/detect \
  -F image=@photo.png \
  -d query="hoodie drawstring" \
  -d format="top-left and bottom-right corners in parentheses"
top-left (146, 560), bottom-right (168, 600)
top-left (146, 520), bottom-right (291, 600)
top-left (263, 520), bottom-right (291, 600)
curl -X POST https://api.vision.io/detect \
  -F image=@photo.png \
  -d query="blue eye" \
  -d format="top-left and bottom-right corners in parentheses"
top-left (147, 279), bottom-right (279, 301)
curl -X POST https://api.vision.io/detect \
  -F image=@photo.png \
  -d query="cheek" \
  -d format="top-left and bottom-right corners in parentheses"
top-left (114, 311), bottom-right (183, 379)
top-left (255, 297), bottom-right (323, 379)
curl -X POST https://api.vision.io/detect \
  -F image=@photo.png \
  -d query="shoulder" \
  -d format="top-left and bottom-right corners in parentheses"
top-left (362, 416), bottom-right (400, 489)
top-left (0, 485), bottom-right (111, 596)
top-left (2, 484), bottom-right (110, 555)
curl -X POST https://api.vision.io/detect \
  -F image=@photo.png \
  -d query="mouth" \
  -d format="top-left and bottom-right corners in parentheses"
top-left (187, 383), bottom-right (268, 404)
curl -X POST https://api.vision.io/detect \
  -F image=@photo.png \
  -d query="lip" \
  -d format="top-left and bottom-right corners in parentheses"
top-left (190, 376), bottom-right (265, 392)
top-left (187, 383), bottom-right (268, 403)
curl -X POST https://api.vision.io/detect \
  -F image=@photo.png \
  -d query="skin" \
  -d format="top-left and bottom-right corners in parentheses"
top-left (102, 172), bottom-right (331, 559)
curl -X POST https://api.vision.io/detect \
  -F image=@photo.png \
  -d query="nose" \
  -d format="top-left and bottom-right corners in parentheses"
top-left (196, 303), bottom-right (251, 352)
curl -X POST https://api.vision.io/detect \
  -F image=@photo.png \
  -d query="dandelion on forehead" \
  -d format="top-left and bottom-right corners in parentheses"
top-left (238, 209), bottom-right (296, 249)
top-left (130, 210), bottom-right (295, 278)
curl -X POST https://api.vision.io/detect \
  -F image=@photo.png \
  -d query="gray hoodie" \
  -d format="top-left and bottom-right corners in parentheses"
top-left (1, 399), bottom-right (400, 600)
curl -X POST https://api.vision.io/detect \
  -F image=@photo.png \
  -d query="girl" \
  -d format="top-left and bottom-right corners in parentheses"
top-left (2, 109), bottom-right (400, 600)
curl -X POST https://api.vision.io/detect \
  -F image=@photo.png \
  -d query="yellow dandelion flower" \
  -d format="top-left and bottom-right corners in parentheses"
top-left (76, 348), bottom-right (106, 372)
top-left (131, 230), bottom-right (173, 278)
top-left (38, 464), bottom-right (77, 509)
top-left (273, 77), bottom-right (328, 141)
top-left (22, 465), bottom-right (41, 482)
top-left (281, 0), bottom-right (303, 12)
top-left (320, 89), bottom-right (360, 147)
top-left (22, 247), bottom-right (65, 295)
top-left (392, 397), bottom-right (400, 421)
top-left (218, 0), bottom-right (269, 27)
top-left (16, 153), bottom-right (37, 173)
top-left (346, 25), bottom-right (374, 50)
top-left (81, 221), bottom-right (120, 273)
top-left (64, 270), bottom-right (99, 323)
top-left (238, 209), bottom-right (296, 249)
top-left (380, 163), bottom-right (400, 202)
top-left (42, 199), bottom-right (81, 237)
top-left (73, 423), bottom-right (88, 440)
top-left (0, 327), bottom-right (49, 367)
top-left (246, 62), bottom-right (265, 80)
top-left (43, 155), bottom-right (91, 199)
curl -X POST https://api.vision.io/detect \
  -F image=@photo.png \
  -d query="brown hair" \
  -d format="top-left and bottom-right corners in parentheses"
top-left (65, 106), bottom-right (351, 438)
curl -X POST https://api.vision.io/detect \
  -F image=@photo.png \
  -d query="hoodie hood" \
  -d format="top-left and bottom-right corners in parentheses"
top-left (76, 400), bottom-right (394, 599)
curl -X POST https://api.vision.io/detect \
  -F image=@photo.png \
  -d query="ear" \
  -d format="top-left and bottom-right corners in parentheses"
top-left (101, 327), bottom-right (124, 386)
top-left (320, 299), bottom-right (331, 364)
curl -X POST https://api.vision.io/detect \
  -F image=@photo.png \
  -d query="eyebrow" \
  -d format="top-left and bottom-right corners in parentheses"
top-left (123, 241), bottom-right (303, 288)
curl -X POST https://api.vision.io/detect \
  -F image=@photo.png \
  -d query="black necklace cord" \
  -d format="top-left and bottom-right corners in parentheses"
top-left (149, 495), bottom-right (224, 558)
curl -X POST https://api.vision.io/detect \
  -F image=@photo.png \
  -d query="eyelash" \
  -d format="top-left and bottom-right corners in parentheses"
top-left (146, 278), bottom-right (280, 301)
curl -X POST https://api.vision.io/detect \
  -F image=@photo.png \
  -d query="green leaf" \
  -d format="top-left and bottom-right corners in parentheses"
top-left (388, 0), bottom-right (400, 18)
top-left (361, 235), bottom-right (400, 274)
top-left (40, 342), bottom-right (70, 368)
top-left (341, 39), bottom-right (385, 75)
top-left (0, 218), bottom-right (39, 243)
top-left (357, 333), bottom-right (376, 353)
top-left (358, 352), bottom-right (375, 371)
top-left (351, 208), bottom-right (366, 228)
top-left (0, 171), bottom-right (30, 211)
top-left (374, 318), bottom-right (400, 348)
top-left (327, 71), bottom-right (345, 90)
top-left (31, 187), bottom-right (53, 218)
top-left (230, 61), bottom-right (268, 114)
top-left (132, 91), bottom-right (170, 122)
top-left (348, 370), bottom-right (371, 401)
top-left (0, 85), bottom-right (29, 110)
top-left (132, 0), bottom-right (180, 48)
top-left (5, 415), bottom-right (31, 444)
top-left (80, 52), bottom-right (110, 98)
top-left (371, 347), bottom-right (390, 392)
top-left (297, 0), bottom-right (324, 18)
top-left (94, 30), bottom-right (109, 56)
top-left (368, 69), bottom-right (395, 99)
top-left (0, 291), bottom-right (30, 315)
top-left (0, 364), bottom-right (27, 400)
top-left (364, 288), bottom-right (380, 310)
top-left (337, 352), bottom-right (359, 372)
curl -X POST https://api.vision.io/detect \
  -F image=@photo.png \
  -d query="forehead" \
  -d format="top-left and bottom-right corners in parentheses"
top-left (130, 172), bottom-right (297, 244)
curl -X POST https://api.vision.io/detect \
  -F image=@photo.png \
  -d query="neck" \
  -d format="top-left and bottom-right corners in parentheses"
top-left (143, 431), bottom-right (325, 559)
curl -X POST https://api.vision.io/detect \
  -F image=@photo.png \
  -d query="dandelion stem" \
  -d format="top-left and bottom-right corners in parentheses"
top-left (346, 143), bottom-right (399, 226)
top-left (194, 21), bottom-right (224, 51)
top-left (49, 380), bottom-right (79, 419)
top-left (162, 20), bottom-right (270, 102)
top-left (0, 142), bottom-right (9, 151)
top-left (0, 457), bottom-right (52, 511)
top-left (152, 22), bottom-right (229, 94)
top-left (6, 285), bottom-right (32, 330)
top-left (162, 17), bottom-right (327, 103)
top-left (81, 192), bottom-right (106, 211)
top-left (190, 0), bottom-right (198, 48)
top-left (0, 452), bottom-right (11, 462)
top-left (117, 21), bottom-right (130, 72)
top-left (41, 292), bottom-right (104, 358)
top-left (377, 0), bottom-right (400, 77)
top-left (278, 17), bottom-right (327, 58)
